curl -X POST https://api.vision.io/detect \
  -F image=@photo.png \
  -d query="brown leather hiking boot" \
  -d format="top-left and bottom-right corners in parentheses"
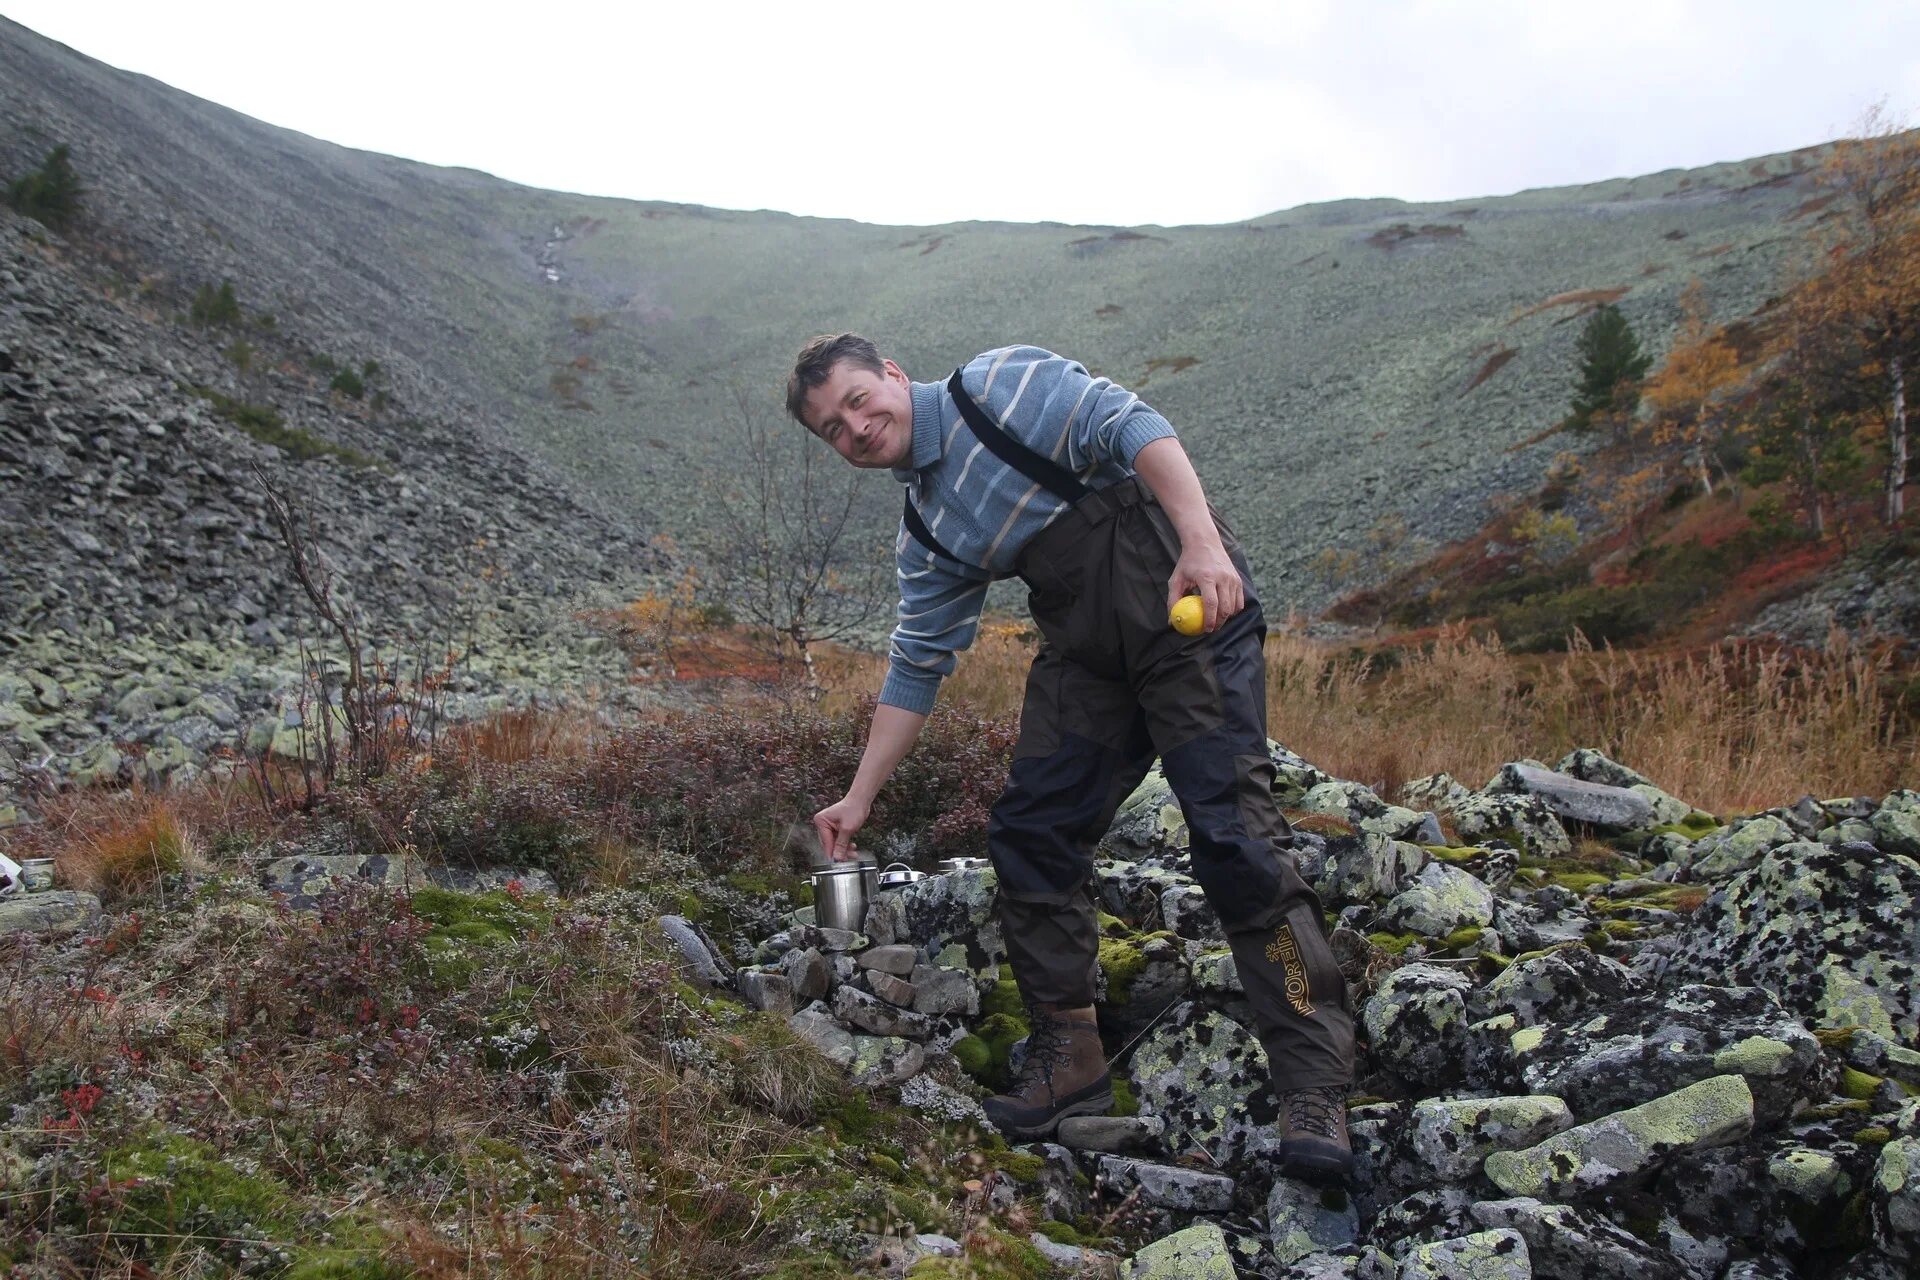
top-left (982, 1004), bottom-right (1113, 1139)
top-left (1278, 1084), bottom-right (1353, 1182)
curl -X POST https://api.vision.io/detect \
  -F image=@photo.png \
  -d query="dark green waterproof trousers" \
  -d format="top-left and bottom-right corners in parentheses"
top-left (988, 477), bottom-right (1355, 1090)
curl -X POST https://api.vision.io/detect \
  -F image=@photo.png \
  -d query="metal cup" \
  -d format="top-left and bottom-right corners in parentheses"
top-left (937, 856), bottom-right (989, 874)
top-left (812, 859), bottom-right (877, 932)
top-left (20, 859), bottom-right (54, 893)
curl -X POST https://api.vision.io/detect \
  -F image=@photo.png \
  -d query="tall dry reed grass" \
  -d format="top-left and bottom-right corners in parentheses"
top-left (813, 619), bottom-right (1917, 816)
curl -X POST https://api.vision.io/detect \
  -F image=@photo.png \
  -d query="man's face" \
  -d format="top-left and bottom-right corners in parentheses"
top-left (801, 358), bottom-right (914, 470)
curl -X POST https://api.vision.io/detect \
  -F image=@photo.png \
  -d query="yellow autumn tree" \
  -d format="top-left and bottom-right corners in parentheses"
top-left (1645, 278), bottom-right (1742, 496)
top-left (1798, 108), bottom-right (1920, 524)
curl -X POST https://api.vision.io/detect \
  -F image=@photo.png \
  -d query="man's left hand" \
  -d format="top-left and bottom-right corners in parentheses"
top-left (1167, 534), bottom-right (1244, 634)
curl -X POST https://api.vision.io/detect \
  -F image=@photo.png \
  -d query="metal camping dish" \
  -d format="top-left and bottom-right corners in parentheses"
top-left (811, 857), bottom-right (878, 932)
top-left (877, 861), bottom-right (927, 890)
top-left (937, 856), bottom-right (989, 874)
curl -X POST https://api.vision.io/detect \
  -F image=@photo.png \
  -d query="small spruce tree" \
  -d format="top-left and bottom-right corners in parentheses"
top-left (1566, 303), bottom-right (1652, 433)
top-left (6, 144), bottom-right (83, 230)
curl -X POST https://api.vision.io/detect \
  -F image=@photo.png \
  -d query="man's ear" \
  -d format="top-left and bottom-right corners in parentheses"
top-left (882, 358), bottom-right (909, 384)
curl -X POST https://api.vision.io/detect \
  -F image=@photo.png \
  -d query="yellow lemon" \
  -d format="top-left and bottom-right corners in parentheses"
top-left (1169, 595), bottom-right (1205, 636)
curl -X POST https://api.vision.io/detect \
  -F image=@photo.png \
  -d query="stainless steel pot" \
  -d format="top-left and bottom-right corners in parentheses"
top-left (877, 861), bottom-right (927, 889)
top-left (812, 859), bottom-right (878, 932)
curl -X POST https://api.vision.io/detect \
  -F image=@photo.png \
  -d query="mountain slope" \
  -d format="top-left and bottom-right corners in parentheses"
top-left (0, 17), bottom-right (1826, 612)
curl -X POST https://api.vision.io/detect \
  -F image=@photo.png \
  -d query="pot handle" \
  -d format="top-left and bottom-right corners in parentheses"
top-left (881, 861), bottom-right (914, 874)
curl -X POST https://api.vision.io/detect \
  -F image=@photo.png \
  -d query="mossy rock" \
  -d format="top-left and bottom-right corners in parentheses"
top-left (981, 978), bottom-right (1024, 1019)
top-left (1841, 1067), bottom-right (1885, 1100)
top-left (1366, 931), bottom-right (1421, 955)
top-left (1443, 925), bottom-right (1484, 951)
top-left (1109, 1073), bottom-right (1140, 1118)
top-left (907, 1225), bottom-right (1051, 1280)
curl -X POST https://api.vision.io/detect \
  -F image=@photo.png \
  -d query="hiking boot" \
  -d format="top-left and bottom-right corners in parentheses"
top-left (1278, 1084), bottom-right (1354, 1182)
top-left (982, 1004), bottom-right (1113, 1139)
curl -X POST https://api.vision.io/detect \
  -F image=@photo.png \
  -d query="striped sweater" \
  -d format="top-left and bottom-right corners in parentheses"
top-left (879, 345), bottom-right (1178, 714)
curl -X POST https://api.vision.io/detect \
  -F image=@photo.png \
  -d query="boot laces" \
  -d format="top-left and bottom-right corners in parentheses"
top-left (1284, 1085), bottom-right (1346, 1141)
top-left (1016, 1006), bottom-right (1074, 1088)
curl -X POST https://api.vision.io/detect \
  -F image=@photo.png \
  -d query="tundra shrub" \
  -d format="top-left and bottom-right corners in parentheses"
top-left (6, 144), bottom-right (82, 229)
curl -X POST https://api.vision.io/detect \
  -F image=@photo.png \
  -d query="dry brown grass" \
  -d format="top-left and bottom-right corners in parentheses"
top-left (814, 617), bottom-right (1916, 816)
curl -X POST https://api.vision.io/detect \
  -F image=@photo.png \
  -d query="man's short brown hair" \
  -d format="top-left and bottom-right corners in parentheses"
top-left (786, 333), bottom-right (885, 427)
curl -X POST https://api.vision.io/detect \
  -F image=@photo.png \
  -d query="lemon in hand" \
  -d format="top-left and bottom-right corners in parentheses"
top-left (1169, 595), bottom-right (1205, 636)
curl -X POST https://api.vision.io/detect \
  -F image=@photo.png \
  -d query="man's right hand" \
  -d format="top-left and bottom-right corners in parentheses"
top-left (814, 795), bottom-right (871, 861)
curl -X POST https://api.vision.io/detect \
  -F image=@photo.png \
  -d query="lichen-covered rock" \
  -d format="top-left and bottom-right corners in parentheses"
top-left (1097, 1155), bottom-right (1235, 1211)
top-left (779, 946), bottom-right (833, 1002)
top-left (866, 867), bottom-right (1004, 979)
top-left (1482, 1074), bottom-right (1754, 1200)
top-left (1468, 943), bottom-right (1647, 1028)
top-left (1468, 1198), bottom-right (1688, 1280)
top-left (1316, 832), bottom-right (1428, 907)
top-left (1488, 762), bottom-right (1656, 831)
top-left (1397, 1229), bottom-right (1531, 1280)
top-left (0, 888), bottom-right (102, 936)
top-left (736, 967), bottom-right (793, 1015)
top-left (1058, 1114), bottom-right (1164, 1154)
top-left (1161, 883), bottom-right (1224, 944)
top-left (261, 852), bottom-right (428, 906)
top-left (1872, 1100), bottom-right (1920, 1261)
top-left (859, 943), bottom-right (917, 975)
top-left (1301, 779), bottom-right (1392, 825)
top-left (1190, 948), bottom-right (1240, 994)
top-left (1405, 1095), bottom-right (1574, 1179)
top-left (909, 963), bottom-right (979, 1017)
top-left (1365, 1186), bottom-right (1480, 1257)
top-left (788, 1001), bottom-right (855, 1067)
top-left (1659, 841), bottom-right (1920, 1041)
top-left (1685, 815), bottom-right (1800, 880)
top-left (849, 1033), bottom-right (924, 1088)
top-left (1269, 740), bottom-right (1331, 806)
top-left (1872, 804), bottom-right (1920, 857)
top-left (832, 985), bottom-right (934, 1040)
top-left (1447, 791), bottom-right (1572, 859)
top-left (1423, 844), bottom-right (1518, 892)
top-left (1554, 748), bottom-right (1655, 791)
top-left (1511, 983), bottom-right (1825, 1124)
top-left (1127, 1221), bottom-right (1235, 1280)
top-left (1493, 888), bottom-right (1597, 952)
top-left (1378, 862), bottom-right (1496, 937)
top-left (656, 914), bottom-right (733, 989)
top-left (1362, 964), bottom-right (1474, 1090)
top-left (1105, 767), bottom-right (1187, 856)
top-left (1402, 772), bottom-right (1472, 812)
top-left (1266, 1176), bottom-right (1361, 1265)
top-left (1129, 1002), bottom-right (1278, 1167)
top-left (1097, 859), bottom-right (1190, 928)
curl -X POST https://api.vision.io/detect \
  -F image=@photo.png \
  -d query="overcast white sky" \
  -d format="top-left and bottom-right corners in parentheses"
top-left (10, 1), bottom-right (1920, 227)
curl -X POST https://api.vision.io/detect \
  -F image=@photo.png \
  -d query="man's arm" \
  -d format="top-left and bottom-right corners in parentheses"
top-left (1132, 436), bottom-right (1245, 633)
top-left (813, 702), bottom-right (928, 860)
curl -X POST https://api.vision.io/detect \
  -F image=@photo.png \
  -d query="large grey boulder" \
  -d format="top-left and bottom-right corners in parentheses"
top-left (832, 985), bottom-right (934, 1040)
top-left (1126, 1222), bottom-right (1235, 1280)
top-left (1128, 1002), bottom-right (1278, 1167)
top-left (1507, 984), bottom-right (1825, 1124)
top-left (1266, 1176), bottom-right (1361, 1265)
top-left (1482, 1074), bottom-right (1755, 1200)
top-left (1469, 1198), bottom-right (1689, 1280)
top-left (1398, 1229), bottom-right (1531, 1279)
top-left (1659, 841), bottom-right (1920, 1041)
top-left (1377, 862), bottom-right (1497, 937)
top-left (1405, 1096), bottom-right (1574, 1179)
top-left (1488, 763), bottom-right (1656, 830)
top-left (1316, 832), bottom-right (1428, 906)
top-left (861, 866), bottom-right (1004, 979)
top-left (1096, 1156), bottom-right (1235, 1212)
top-left (1363, 963), bottom-right (1474, 1090)
top-left (1447, 791), bottom-right (1572, 859)
top-left (1468, 943), bottom-right (1647, 1028)
top-left (656, 914), bottom-right (733, 990)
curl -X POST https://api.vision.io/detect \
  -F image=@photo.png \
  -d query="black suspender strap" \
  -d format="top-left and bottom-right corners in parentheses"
top-left (945, 368), bottom-right (1091, 504)
top-left (899, 365), bottom-right (1094, 572)
top-left (901, 493), bottom-right (968, 569)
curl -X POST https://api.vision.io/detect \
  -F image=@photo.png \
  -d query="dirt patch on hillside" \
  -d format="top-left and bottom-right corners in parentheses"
top-left (1463, 346), bottom-right (1517, 394)
top-left (1510, 286), bottom-right (1630, 323)
top-left (1366, 223), bottom-right (1466, 251)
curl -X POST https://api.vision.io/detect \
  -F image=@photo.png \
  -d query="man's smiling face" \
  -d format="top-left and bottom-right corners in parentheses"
top-left (801, 357), bottom-right (915, 470)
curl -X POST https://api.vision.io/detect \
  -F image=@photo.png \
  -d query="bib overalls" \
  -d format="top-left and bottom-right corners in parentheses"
top-left (907, 372), bottom-right (1355, 1091)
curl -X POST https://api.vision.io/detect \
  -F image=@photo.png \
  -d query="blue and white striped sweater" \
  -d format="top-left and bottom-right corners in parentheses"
top-left (879, 345), bottom-right (1177, 714)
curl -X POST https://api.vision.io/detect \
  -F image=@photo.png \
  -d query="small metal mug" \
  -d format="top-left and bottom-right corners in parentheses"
top-left (937, 856), bottom-right (989, 874)
top-left (811, 859), bottom-right (877, 932)
top-left (20, 859), bottom-right (55, 894)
